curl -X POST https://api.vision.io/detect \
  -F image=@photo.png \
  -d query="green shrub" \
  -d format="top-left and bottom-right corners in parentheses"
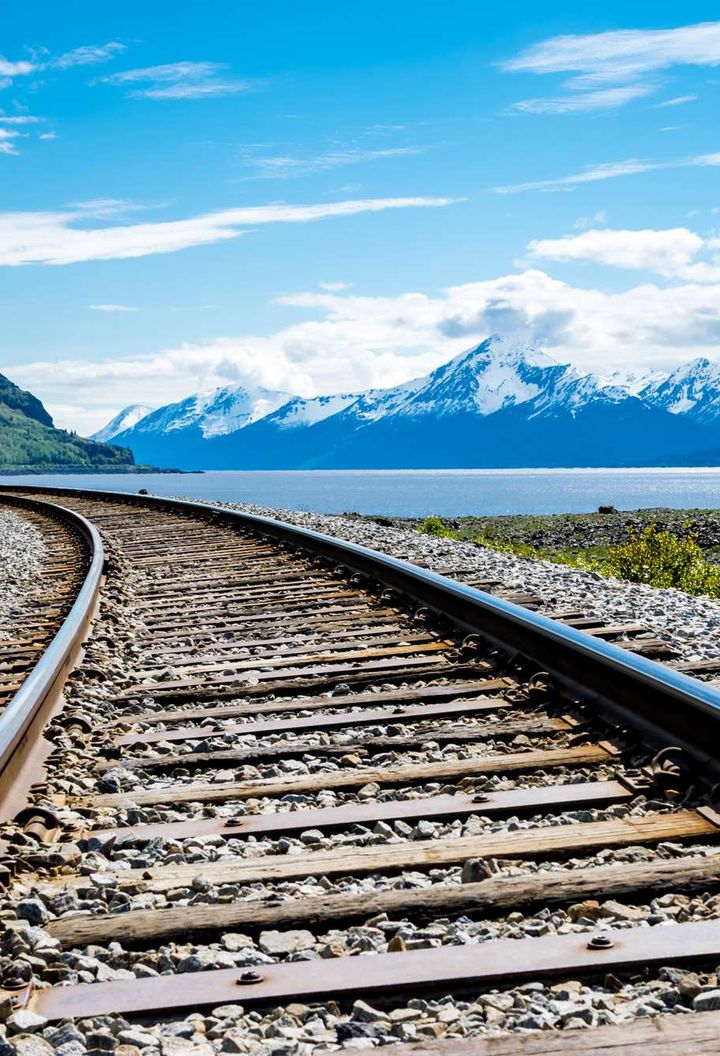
top-left (417, 516), bottom-right (456, 538)
top-left (605, 524), bottom-right (720, 596)
top-left (418, 514), bottom-right (720, 599)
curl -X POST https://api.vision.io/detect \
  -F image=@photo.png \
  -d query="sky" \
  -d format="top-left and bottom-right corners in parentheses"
top-left (3, 1), bottom-right (720, 434)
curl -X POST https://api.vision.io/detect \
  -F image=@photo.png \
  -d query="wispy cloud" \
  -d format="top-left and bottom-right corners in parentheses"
top-left (0, 128), bottom-right (24, 155)
top-left (51, 42), bottom-right (126, 70)
top-left (98, 61), bottom-right (259, 100)
top-left (319, 281), bottom-right (351, 291)
top-left (89, 303), bottom-right (139, 312)
top-left (652, 93), bottom-right (698, 107)
top-left (237, 145), bottom-right (430, 180)
top-left (0, 58), bottom-right (35, 79)
top-left (502, 21), bottom-right (720, 81)
top-left (502, 21), bottom-right (720, 113)
top-left (0, 114), bottom-right (41, 125)
top-left (494, 150), bottom-right (720, 193)
top-left (69, 198), bottom-right (156, 218)
top-left (0, 196), bottom-right (458, 266)
top-left (512, 83), bottom-right (655, 114)
top-left (0, 42), bottom-right (124, 88)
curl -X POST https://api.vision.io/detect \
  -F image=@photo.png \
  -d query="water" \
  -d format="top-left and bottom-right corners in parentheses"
top-left (3, 468), bottom-right (720, 517)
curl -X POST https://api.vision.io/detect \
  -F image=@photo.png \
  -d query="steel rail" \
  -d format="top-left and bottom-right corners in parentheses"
top-left (1, 483), bottom-right (720, 773)
top-left (0, 493), bottom-right (104, 820)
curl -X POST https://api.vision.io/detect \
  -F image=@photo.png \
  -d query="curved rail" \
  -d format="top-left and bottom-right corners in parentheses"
top-left (1, 484), bottom-right (720, 775)
top-left (0, 494), bottom-right (104, 819)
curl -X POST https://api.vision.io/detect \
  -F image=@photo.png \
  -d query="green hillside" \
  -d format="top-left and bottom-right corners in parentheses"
top-left (0, 372), bottom-right (135, 471)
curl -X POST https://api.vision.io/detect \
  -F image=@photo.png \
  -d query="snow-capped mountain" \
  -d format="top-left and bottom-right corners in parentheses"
top-left (106, 340), bottom-right (720, 470)
top-left (598, 368), bottom-right (666, 397)
top-left (125, 384), bottom-right (291, 440)
top-left (640, 358), bottom-right (720, 423)
top-left (91, 404), bottom-right (154, 443)
top-left (111, 383), bottom-right (292, 467)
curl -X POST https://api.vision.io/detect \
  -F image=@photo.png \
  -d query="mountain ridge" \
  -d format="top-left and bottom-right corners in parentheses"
top-left (105, 339), bottom-right (720, 470)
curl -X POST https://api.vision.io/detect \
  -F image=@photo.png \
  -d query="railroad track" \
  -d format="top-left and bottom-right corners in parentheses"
top-left (2, 487), bottom-right (720, 1053)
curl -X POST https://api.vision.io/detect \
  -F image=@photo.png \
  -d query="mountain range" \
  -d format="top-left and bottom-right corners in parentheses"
top-left (93, 339), bottom-right (720, 470)
top-left (0, 372), bottom-right (135, 472)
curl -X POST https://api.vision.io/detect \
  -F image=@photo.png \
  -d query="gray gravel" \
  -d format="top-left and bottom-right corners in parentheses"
top-left (0, 509), bottom-right (46, 639)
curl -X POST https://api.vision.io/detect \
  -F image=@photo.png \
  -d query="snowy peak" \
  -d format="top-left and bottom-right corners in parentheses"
top-left (641, 358), bottom-right (720, 422)
top-left (113, 384), bottom-right (292, 441)
top-left (91, 404), bottom-right (154, 443)
top-left (376, 337), bottom-right (632, 422)
top-left (265, 393), bottom-right (361, 430)
top-left (599, 368), bottom-right (666, 397)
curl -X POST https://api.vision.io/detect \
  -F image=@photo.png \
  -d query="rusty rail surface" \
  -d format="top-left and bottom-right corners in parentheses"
top-left (0, 493), bottom-right (103, 819)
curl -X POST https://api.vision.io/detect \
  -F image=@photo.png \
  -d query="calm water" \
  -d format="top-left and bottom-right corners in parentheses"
top-left (3, 468), bottom-right (720, 516)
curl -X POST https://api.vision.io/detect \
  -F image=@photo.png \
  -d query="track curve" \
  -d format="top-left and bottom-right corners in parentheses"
top-left (1, 486), bottom-right (720, 1053)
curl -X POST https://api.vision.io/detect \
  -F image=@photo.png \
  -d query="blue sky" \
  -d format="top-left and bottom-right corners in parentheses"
top-left (3, 1), bottom-right (720, 432)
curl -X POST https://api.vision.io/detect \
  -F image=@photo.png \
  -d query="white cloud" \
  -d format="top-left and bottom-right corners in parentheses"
top-left (653, 93), bottom-right (698, 107)
top-left (319, 281), bottom-right (351, 291)
top-left (51, 43), bottom-right (125, 70)
top-left (39, 131), bottom-right (57, 141)
top-left (511, 83), bottom-right (655, 114)
top-left (237, 145), bottom-right (431, 179)
top-left (0, 195), bottom-right (456, 266)
top-left (529, 227), bottom-right (704, 275)
top-left (502, 21), bottom-right (720, 82)
top-left (0, 128), bottom-right (23, 155)
top-left (12, 268), bottom-right (720, 433)
top-left (0, 58), bottom-right (35, 79)
top-left (0, 42), bottom-right (123, 90)
top-left (494, 151), bottom-right (720, 193)
top-left (98, 61), bottom-right (259, 100)
top-left (89, 303), bottom-right (139, 312)
top-left (529, 226), bottom-right (720, 282)
top-left (0, 115), bottom-right (41, 124)
top-left (502, 21), bottom-right (720, 113)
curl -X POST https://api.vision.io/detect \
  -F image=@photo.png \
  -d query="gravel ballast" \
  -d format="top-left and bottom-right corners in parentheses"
top-left (0, 508), bottom-right (46, 638)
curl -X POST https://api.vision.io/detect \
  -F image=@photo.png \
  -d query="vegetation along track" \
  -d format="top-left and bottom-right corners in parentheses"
top-left (4, 487), bottom-right (720, 1051)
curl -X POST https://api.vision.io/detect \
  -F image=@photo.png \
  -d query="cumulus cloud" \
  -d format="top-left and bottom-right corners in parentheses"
top-left (12, 268), bottom-right (720, 433)
top-left (502, 21), bottom-right (720, 113)
top-left (0, 195), bottom-right (457, 266)
top-left (97, 61), bottom-right (259, 100)
top-left (529, 226), bottom-right (720, 282)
